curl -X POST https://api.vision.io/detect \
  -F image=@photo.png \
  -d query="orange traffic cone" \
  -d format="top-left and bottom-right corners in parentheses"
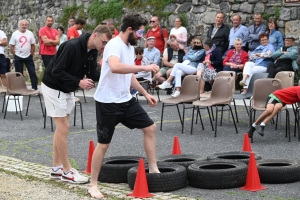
top-left (242, 133), bottom-right (252, 152)
top-left (82, 140), bottom-right (95, 174)
top-left (127, 158), bottom-right (154, 198)
top-left (172, 136), bottom-right (182, 155)
top-left (240, 152), bottom-right (267, 192)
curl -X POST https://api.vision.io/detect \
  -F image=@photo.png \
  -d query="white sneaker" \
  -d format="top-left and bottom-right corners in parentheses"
top-left (158, 81), bottom-right (172, 89)
top-left (50, 167), bottom-right (63, 180)
top-left (171, 91), bottom-right (181, 97)
top-left (61, 168), bottom-right (89, 184)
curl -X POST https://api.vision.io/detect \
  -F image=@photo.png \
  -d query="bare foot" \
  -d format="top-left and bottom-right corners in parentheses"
top-left (149, 165), bottom-right (160, 173)
top-left (88, 185), bottom-right (104, 199)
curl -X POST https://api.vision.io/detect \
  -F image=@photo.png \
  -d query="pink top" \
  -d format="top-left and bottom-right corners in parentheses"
top-left (169, 26), bottom-right (187, 47)
top-left (39, 26), bottom-right (58, 55)
top-left (205, 54), bottom-right (214, 70)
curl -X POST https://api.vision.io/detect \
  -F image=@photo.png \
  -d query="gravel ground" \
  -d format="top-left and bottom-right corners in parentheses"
top-left (0, 172), bottom-right (91, 200)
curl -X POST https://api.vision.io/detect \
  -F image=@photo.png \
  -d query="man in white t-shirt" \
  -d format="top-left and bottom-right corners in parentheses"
top-left (10, 19), bottom-right (38, 90)
top-left (88, 13), bottom-right (160, 199)
top-left (0, 29), bottom-right (8, 86)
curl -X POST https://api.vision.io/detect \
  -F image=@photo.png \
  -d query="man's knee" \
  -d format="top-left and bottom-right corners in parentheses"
top-left (143, 123), bottom-right (156, 134)
top-left (96, 143), bottom-right (110, 152)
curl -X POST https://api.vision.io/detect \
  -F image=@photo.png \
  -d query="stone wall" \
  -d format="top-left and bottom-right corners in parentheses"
top-left (0, 0), bottom-right (299, 74)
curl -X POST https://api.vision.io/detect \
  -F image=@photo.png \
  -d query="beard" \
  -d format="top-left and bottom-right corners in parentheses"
top-left (128, 32), bottom-right (137, 46)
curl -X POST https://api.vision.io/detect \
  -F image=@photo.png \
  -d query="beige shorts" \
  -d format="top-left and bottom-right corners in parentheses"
top-left (41, 83), bottom-right (75, 117)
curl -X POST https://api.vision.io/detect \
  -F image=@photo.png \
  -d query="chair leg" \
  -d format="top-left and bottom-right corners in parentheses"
top-left (50, 117), bottom-right (53, 132)
top-left (228, 104), bottom-right (238, 134)
top-left (211, 106), bottom-right (214, 121)
top-left (275, 112), bottom-right (279, 130)
top-left (43, 108), bottom-right (47, 129)
top-left (198, 107), bottom-right (204, 130)
top-left (1, 93), bottom-right (5, 113)
top-left (176, 104), bottom-right (183, 126)
top-left (160, 103), bottom-right (165, 131)
top-left (250, 109), bottom-right (254, 143)
top-left (16, 96), bottom-right (23, 121)
top-left (79, 101), bottom-right (83, 129)
top-left (220, 106), bottom-right (224, 126)
top-left (214, 106), bottom-right (218, 137)
top-left (25, 95), bottom-right (31, 116)
top-left (191, 106), bottom-right (196, 135)
top-left (207, 107), bottom-right (214, 131)
top-left (4, 94), bottom-right (10, 119)
top-left (82, 89), bottom-right (87, 103)
top-left (243, 99), bottom-right (249, 116)
top-left (294, 107), bottom-right (299, 137)
top-left (286, 110), bottom-right (290, 142)
top-left (182, 104), bottom-right (185, 134)
top-left (74, 102), bottom-right (77, 126)
top-left (233, 99), bottom-right (239, 123)
top-left (156, 89), bottom-right (160, 102)
top-left (14, 96), bottom-right (18, 114)
top-left (38, 94), bottom-right (44, 117)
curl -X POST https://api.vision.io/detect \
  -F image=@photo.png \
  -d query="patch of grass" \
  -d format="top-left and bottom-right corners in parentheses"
top-left (69, 158), bottom-right (79, 170)
top-left (38, 66), bottom-right (45, 85)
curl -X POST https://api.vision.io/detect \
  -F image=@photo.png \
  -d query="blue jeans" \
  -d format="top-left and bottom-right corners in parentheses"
top-left (14, 55), bottom-right (38, 90)
top-left (0, 54), bottom-right (7, 74)
top-left (41, 55), bottom-right (53, 68)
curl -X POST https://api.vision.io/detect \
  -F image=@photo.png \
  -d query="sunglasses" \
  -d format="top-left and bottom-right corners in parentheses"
top-left (135, 29), bottom-right (144, 38)
top-left (150, 20), bottom-right (156, 23)
top-left (101, 23), bottom-right (107, 25)
top-left (194, 42), bottom-right (201, 44)
top-left (136, 52), bottom-right (143, 55)
top-left (98, 36), bottom-right (108, 46)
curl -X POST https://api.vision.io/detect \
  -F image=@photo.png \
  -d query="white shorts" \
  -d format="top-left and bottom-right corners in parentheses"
top-left (41, 83), bottom-right (75, 117)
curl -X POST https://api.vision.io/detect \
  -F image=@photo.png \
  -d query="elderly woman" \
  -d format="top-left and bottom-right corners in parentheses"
top-left (267, 19), bottom-right (283, 51)
top-left (223, 38), bottom-right (249, 73)
top-left (267, 36), bottom-right (299, 78)
top-left (158, 36), bottom-right (205, 97)
top-left (169, 17), bottom-right (188, 48)
top-left (196, 38), bottom-right (223, 94)
top-left (239, 33), bottom-right (275, 94)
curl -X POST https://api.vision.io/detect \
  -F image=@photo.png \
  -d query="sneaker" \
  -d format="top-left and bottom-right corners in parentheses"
top-left (257, 125), bottom-right (265, 137)
top-left (50, 167), bottom-right (63, 180)
top-left (171, 91), bottom-right (180, 97)
top-left (158, 81), bottom-right (172, 89)
top-left (61, 168), bottom-right (89, 184)
top-left (248, 126), bottom-right (256, 138)
top-left (239, 80), bottom-right (247, 87)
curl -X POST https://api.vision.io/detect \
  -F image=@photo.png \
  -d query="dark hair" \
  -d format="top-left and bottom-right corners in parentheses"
top-left (46, 16), bottom-right (53, 20)
top-left (259, 32), bottom-right (269, 40)
top-left (268, 18), bottom-right (278, 30)
top-left (203, 38), bottom-right (213, 48)
top-left (187, 35), bottom-right (195, 44)
top-left (75, 19), bottom-right (86, 25)
top-left (120, 13), bottom-right (148, 32)
top-left (232, 14), bottom-right (241, 21)
top-left (152, 15), bottom-right (160, 22)
top-left (135, 46), bottom-right (144, 54)
top-left (216, 11), bottom-right (225, 18)
top-left (57, 26), bottom-right (65, 33)
top-left (175, 17), bottom-right (183, 22)
top-left (69, 17), bottom-right (75, 20)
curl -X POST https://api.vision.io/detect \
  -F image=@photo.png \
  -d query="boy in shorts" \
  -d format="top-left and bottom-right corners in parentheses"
top-left (248, 86), bottom-right (300, 138)
top-left (88, 13), bottom-right (160, 199)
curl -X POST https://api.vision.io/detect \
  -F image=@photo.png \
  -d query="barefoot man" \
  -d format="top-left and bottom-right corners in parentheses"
top-left (89, 13), bottom-right (161, 198)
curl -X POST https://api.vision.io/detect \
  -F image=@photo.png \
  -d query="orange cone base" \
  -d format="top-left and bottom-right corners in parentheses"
top-left (127, 192), bottom-right (155, 198)
top-left (82, 170), bottom-right (91, 174)
top-left (240, 185), bottom-right (267, 192)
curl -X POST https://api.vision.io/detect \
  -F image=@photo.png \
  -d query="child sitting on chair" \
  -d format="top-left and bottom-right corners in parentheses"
top-left (248, 86), bottom-right (300, 138)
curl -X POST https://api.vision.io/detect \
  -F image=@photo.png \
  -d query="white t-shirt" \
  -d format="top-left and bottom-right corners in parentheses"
top-left (9, 30), bottom-right (35, 58)
top-left (0, 30), bottom-right (7, 54)
top-left (94, 36), bottom-right (133, 103)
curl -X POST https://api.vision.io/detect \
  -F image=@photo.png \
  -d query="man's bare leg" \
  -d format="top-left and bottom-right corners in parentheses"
top-left (53, 115), bottom-right (70, 167)
top-left (253, 104), bottom-right (275, 126)
top-left (155, 72), bottom-right (166, 83)
top-left (142, 124), bottom-right (160, 173)
top-left (88, 143), bottom-right (110, 198)
top-left (53, 116), bottom-right (72, 171)
top-left (261, 103), bottom-right (283, 124)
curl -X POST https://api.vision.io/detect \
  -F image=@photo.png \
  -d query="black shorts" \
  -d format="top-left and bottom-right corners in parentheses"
top-left (265, 96), bottom-right (286, 107)
top-left (95, 97), bottom-right (154, 144)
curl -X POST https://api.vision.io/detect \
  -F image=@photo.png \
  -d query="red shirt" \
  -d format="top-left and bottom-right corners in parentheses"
top-left (114, 28), bottom-right (119, 36)
top-left (135, 58), bottom-right (142, 65)
top-left (39, 26), bottom-right (58, 55)
top-left (223, 49), bottom-right (249, 66)
top-left (67, 27), bottom-right (79, 40)
top-left (146, 26), bottom-right (168, 54)
top-left (273, 86), bottom-right (300, 104)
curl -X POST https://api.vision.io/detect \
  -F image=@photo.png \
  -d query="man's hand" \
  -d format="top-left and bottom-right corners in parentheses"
top-left (79, 79), bottom-right (94, 91)
top-left (144, 93), bottom-right (157, 107)
top-left (144, 64), bottom-right (160, 74)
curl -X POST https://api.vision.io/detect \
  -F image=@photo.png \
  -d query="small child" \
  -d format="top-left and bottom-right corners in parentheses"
top-left (248, 86), bottom-right (300, 138)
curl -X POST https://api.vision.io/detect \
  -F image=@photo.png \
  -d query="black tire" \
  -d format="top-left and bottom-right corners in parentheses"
top-left (188, 160), bottom-right (247, 189)
top-left (98, 156), bottom-right (145, 183)
top-left (207, 151), bottom-right (262, 164)
top-left (158, 154), bottom-right (205, 168)
top-left (128, 163), bottom-right (187, 192)
top-left (257, 159), bottom-right (300, 184)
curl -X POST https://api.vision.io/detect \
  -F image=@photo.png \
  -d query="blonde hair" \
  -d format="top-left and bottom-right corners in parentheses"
top-left (93, 25), bottom-right (113, 40)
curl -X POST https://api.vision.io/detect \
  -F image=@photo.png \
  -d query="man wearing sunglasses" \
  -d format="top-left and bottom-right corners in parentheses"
top-left (89, 13), bottom-right (160, 199)
top-left (41, 25), bottom-right (112, 184)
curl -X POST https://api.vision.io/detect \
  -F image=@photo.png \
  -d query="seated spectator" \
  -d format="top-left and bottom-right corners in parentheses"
top-left (154, 38), bottom-right (185, 84)
top-left (144, 36), bottom-right (160, 65)
top-left (267, 18), bottom-right (283, 51)
top-left (239, 33), bottom-right (275, 94)
top-left (223, 38), bottom-right (249, 73)
top-left (267, 36), bottom-right (299, 78)
top-left (186, 35), bottom-right (195, 51)
top-left (196, 38), bottom-right (223, 94)
top-left (158, 36), bottom-right (205, 97)
top-left (169, 17), bottom-right (188, 48)
top-left (248, 86), bottom-right (300, 138)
